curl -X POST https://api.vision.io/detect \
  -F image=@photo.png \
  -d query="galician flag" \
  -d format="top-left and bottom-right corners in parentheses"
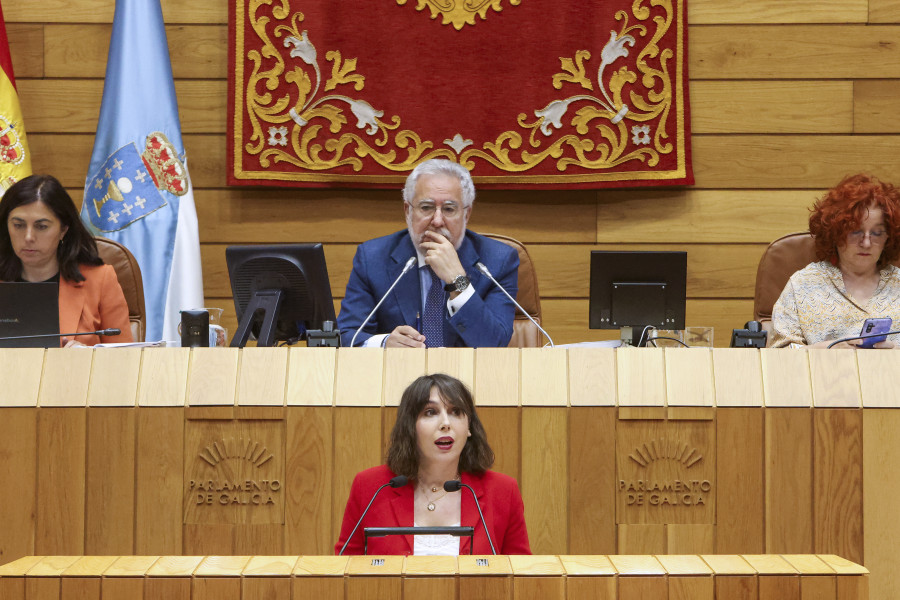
top-left (0, 1), bottom-right (31, 192)
top-left (81, 0), bottom-right (203, 342)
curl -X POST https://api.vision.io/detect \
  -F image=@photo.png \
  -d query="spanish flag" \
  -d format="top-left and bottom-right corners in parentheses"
top-left (0, 2), bottom-right (30, 193)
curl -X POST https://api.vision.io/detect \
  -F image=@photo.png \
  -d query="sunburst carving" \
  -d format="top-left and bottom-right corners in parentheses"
top-left (199, 437), bottom-right (273, 468)
top-left (628, 438), bottom-right (702, 468)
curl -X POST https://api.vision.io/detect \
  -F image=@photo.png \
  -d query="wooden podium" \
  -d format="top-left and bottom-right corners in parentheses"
top-left (0, 554), bottom-right (869, 600)
top-left (0, 347), bottom-right (897, 597)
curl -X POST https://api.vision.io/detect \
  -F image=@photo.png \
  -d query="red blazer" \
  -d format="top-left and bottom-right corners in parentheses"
top-left (58, 264), bottom-right (132, 346)
top-left (335, 465), bottom-right (531, 556)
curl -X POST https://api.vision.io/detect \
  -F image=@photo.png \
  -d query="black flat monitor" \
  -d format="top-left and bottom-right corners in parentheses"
top-left (226, 244), bottom-right (336, 347)
top-left (0, 282), bottom-right (60, 348)
top-left (589, 250), bottom-right (687, 346)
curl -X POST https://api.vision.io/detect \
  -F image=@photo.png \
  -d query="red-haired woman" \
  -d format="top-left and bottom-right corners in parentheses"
top-left (771, 173), bottom-right (900, 348)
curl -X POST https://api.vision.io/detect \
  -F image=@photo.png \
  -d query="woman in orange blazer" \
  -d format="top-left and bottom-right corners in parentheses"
top-left (0, 174), bottom-right (132, 346)
top-left (335, 373), bottom-right (531, 556)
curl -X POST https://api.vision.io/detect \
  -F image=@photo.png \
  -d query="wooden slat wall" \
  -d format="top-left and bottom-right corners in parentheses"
top-left (10, 0), bottom-right (900, 346)
top-left (0, 347), bottom-right (896, 597)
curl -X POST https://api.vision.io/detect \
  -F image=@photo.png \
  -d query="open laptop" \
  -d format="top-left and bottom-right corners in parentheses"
top-left (0, 282), bottom-right (60, 348)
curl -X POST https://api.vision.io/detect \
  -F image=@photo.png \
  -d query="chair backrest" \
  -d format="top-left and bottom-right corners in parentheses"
top-left (481, 233), bottom-right (543, 348)
top-left (754, 231), bottom-right (900, 330)
top-left (95, 237), bottom-right (146, 342)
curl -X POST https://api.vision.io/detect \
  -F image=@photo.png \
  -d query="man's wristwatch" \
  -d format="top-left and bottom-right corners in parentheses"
top-left (444, 274), bottom-right (470, 293)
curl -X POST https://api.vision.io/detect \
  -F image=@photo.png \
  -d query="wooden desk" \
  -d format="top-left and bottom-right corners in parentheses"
top-left (0, 347), bottom-right (897, 597)
top-left (0, 554), bottom-right (869, 600)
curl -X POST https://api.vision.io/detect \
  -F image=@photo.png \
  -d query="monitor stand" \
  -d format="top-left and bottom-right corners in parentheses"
top-left (230, 289), bottom-right (284, 347)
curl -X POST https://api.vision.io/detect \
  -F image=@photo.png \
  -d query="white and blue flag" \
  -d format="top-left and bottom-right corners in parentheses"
top-left (82, 0), bottom-right (203, 342)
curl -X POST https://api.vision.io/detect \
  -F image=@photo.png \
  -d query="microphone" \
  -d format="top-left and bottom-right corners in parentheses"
top-left (338, 475), bottom-right (408, 555)
top-left (475, 262), bottom-right (554, 348)
top-left (0, 328), bottom-right (122, 342)
top-left (349, 256), bottom-right (417, 348)
top-left (444, 479), bottom-right (496, 555)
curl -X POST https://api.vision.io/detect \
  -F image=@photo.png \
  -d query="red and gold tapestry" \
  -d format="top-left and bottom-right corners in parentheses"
top-left (228, 0), bottom-right (692, 189)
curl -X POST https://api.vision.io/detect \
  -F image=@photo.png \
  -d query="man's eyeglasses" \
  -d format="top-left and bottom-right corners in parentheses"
top-left (412, 202), bottom-right (465, 218)
top-left (848, 229), bottom-right (887, 243)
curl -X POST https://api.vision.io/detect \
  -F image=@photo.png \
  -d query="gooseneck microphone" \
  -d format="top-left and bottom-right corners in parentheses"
top-left (349, 256), bottom-right (417, 348)
top-left (475, 262), bottom-right (554, 348)
top-left (444, 479), bottom-right (496, 555)
top-left (0, 328), bottom-right (122, 343)
top-left (338, 475), bottom-right (408, 555)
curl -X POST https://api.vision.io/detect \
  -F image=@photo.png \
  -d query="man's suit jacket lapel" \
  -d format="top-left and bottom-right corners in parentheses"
top-left (389, 481), bottom-right (415, 555)
top-left (57, 277), bottom-right (85, 341)
top-left (389, 236), bottom-right (420, 329)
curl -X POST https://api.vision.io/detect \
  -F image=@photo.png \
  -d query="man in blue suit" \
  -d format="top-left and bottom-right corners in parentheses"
top-left (338, 159), bottom-right (519, 348)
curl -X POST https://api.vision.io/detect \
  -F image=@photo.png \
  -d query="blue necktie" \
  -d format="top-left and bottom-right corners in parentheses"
top-left (422, 267), bottom-right (445, 348)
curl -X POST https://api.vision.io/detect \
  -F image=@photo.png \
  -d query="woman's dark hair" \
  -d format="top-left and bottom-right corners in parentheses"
top-left (809, 173), bottom-right (900, 269)
top-left (386, 373), bottom-right (494, 479)
top-left (0, 174), bottom-right (102, 282)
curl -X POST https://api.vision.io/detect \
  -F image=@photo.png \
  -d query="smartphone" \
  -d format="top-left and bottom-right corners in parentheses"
top-left (858, 317), bottom-right (892, 349)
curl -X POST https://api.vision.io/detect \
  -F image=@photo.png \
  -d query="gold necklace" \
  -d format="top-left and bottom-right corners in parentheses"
top-left (419, 475), bottom-right (460, 511)
top-left (422, 486), bottom-right (448, 511)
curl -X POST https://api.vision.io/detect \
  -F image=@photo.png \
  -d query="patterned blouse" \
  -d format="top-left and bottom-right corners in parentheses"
top-left (770, 261), bottom-right (900, 347)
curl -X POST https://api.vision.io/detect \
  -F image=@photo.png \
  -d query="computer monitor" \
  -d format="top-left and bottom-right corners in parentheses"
top-left (589, 250), bottom-right (687, 346)
top-left (0, 282), bottom-right (60, 348)
top-left (226, 244), bottom-right (336, 347)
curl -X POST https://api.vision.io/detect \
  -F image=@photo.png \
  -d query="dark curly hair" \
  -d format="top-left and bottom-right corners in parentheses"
top-left (809, 173), bottom-right (900, 269)
top-left (0, 174), bottom-right (102, 282)
top-left (386, 373), bottom-right (494, 479)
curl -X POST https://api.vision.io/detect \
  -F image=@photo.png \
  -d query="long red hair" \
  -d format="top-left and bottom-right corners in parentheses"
top-left (809, 173), bottom-right (900, 268)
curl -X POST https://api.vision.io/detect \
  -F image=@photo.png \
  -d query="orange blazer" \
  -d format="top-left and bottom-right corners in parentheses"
top-left (58, 263), bottom-right (133, 346)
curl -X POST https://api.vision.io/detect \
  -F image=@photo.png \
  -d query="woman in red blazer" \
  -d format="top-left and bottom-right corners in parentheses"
top-left (335, 373), bottom-right (531, 556)
top-left (0, 174), bottom-right (131, 346)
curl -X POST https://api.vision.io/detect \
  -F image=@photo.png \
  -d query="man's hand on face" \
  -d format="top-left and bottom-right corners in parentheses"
top-left (386, 325), bottom-right (426, 348)
top-left (420, 230), bottom-right (465, 284)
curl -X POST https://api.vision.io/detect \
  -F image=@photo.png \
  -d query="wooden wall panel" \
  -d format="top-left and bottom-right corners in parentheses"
top-left (477, 407), bottom-right (520, 481)
top-left (521, 407), bottom-right (567, 554)
top-left (690, 25), bottom-right (900, 79)
top-left (765, 409), bottom-right (813, 553)
top-left (285, 406), bottom-right (334, 555)
top-left (25, 578), bottom-right (60, 600)
top-left (715, 408), bottom-right (764, 553)
top-left (689, 0), bottom-right (867, 24)
top-left (596, 189), bottom-right (811, 244)
top-left (35, 408), bottom-right (86, 555)
top-left (85, 408), bottom-right (136, 555)
top-left (854, 80), bottom-right (900, 133)
top-left (134, 407), bottom-right (184, 554)
top-left (692, 135), bottom-right (900, 189)
top-left (668, 575), bottom-right (714, 600)
top-left (0, 409), bottom-right (36, 564)
top-left (568, 407), bottom-right (616, 554)
top-left (689, 81), bottom-right (853, 134)
top-left (100, 577), bottom-right (143, 600)
top-left (863, 409), bottom-right (900, 600)
top-left (870, 0), bottom-right (900, 22)
top-left (667, 524), bottom-right (714, 554)
top-left (42, 24), bottom-right (226, 78)
top-left (60, 577), bottom-right (101, 600)
top-left (6, 24), bottom-right (43, 77)
top-left (617, 524), bottom-right (666, 554)
top-left (813, 409), bottom-right (863, 564)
